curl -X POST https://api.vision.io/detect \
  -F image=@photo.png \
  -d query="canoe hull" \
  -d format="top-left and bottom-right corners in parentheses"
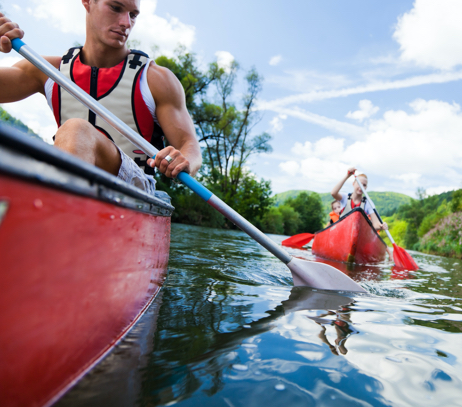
top-left (0, 125), bottom-right (174, 407)
top-left (0, 174), bottom-right (170, 407)
top-left (312, 208), bottom-right (387, 264)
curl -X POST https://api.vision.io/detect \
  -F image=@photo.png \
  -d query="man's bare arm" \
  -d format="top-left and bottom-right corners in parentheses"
top-left (0, 13), bottom-right (60, 102)
top-left (0, 58), bottom-right (61, 102)
top-left (146, 63), bottom-right (202, 178)
top-left (331, 167), bottom-right (356, 201)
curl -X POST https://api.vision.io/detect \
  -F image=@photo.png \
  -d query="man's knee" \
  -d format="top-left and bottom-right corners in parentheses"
top-left (54, 119), bottom-right (121, 175)
top-left (55, 118), bottom-right (96, 145)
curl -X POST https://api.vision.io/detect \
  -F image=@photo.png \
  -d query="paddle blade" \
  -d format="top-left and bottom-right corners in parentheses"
top-left (282, 233), bottom-right (315, 248)
top-left (287, 257), bottom-right (367, 293)
top-left (392, 243), bottom-right (419, 271)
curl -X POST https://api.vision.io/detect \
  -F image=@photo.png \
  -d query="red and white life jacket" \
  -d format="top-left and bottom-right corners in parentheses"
top-left (50, 47), bottom-right (164, 174)
top-left (339, 193), bottom-right (366, 219)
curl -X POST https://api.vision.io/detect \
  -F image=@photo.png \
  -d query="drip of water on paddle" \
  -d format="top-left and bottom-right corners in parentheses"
top-left (56, 223), bottom-right (462, 407)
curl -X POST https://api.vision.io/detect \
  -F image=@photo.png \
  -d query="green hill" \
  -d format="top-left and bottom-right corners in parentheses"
top-left (273, 189), bottom-right (412, 215)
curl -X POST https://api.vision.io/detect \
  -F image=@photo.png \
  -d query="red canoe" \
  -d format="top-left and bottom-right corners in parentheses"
top-left (0, 125), bottom-right (174, 407)
top-left (312, 208), bottom-right (387, 264)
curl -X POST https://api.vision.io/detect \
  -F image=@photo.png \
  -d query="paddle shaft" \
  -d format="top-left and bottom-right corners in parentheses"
top-left (12, 39), bottom-right (292, 265)
top-left (353, 174), bottom-right (395, 244)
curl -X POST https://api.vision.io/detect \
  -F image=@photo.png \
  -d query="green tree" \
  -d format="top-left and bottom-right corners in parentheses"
top-left (450, 189), bottom-right (462, 212)
top-left (285, 192), bottom-right (324, 233)
top-left (228, 170), bottom-right (272, 226)
top-left (194, 63), bottom-right (272, 204)
top-left (155, 47), bottom-right (221, 111)
top-left (278, 205), bottom-right (301, 236)
top-left (260, 207), bottom-right (284, 234)
top-left (154, 49), bottom-right (273, 228)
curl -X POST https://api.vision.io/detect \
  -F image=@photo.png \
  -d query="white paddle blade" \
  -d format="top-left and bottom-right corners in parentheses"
top-left (287, 257), bottom-right (367, 293)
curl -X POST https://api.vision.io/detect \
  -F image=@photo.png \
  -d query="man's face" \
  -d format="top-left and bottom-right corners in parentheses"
top-left (85, 0), bottom-right (140, 48)
top-left (332, 201), bottom-right (341, 215)
top-left (353, 176), bottom-right (367, 195)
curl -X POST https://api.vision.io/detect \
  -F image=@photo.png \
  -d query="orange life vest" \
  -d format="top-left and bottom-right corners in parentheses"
top-left (329, 211), bottom-right (340, 224)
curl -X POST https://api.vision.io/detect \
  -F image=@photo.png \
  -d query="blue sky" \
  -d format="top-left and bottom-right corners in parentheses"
top-left (2, 0), bottom-right (462, 197)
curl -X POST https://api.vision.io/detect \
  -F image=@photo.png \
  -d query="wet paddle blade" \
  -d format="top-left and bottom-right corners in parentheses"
top-left (282, 233), bottom-right (315, 248)
top-left (287, 257), bottom-right (367, 293)
top-left (392, 243), bottom-right (419, 271)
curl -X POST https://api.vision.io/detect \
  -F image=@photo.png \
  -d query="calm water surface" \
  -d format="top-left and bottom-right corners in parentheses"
top-left (58, 223), bottom-right (462, 407)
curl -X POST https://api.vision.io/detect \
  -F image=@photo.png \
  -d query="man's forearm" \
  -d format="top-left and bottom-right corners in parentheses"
top-left (180, 140), bottom-right (202, 176)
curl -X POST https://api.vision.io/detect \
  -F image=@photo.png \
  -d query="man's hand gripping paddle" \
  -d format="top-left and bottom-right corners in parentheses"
top-left (11, 38), bottom-right (366, 292)
top-left (353, 173), bottom-right (419, 271)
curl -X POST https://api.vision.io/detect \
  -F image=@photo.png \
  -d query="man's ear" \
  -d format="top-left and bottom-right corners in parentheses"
top-left (82, 0), bottom-right (91, 13)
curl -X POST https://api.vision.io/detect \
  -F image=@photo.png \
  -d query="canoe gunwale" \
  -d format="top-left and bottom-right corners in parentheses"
top-left (0, 124), bottom-right (174, 217)
top-left (315, 207), bottom-right (387, 248)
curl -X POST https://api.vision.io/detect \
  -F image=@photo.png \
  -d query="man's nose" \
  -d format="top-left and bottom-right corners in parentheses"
top-left (119, 12), bottom-right (131, 28)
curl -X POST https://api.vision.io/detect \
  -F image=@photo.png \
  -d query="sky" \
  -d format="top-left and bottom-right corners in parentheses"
top-left (1, 0), bottom-right (462, 198)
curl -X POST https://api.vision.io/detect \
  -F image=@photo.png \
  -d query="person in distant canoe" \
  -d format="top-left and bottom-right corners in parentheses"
top-left (0, 0), bottom-right (202, 194)
top-left (331, 167), bottom-right (388, 231)
top-left (329, 200), bottom-right (342, 225)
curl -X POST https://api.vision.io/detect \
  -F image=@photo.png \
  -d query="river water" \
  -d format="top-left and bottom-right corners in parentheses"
top-left (58, 223), bottom-right (462, 407)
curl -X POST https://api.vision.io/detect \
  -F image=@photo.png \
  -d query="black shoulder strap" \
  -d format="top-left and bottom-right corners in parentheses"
top-left (128, 49), bottom-right (149, 69)
top-left (130, 49), bottom-right (149, 58)
top-left (62, 47), bottom-right (82, 64)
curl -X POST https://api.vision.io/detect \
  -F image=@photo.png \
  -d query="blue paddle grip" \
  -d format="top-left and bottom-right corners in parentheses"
top-left (150, 155), bottom-right (212, 201)
top-left (11, 38), bottom-right (25, 52)
top-left (177, 172), bottom-right (213, 201)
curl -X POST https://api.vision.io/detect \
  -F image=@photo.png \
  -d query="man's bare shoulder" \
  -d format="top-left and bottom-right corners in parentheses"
top-left (146, 62), bottom-right (185, 106)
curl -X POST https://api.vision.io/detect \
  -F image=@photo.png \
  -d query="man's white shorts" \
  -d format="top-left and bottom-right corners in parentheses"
top-left (117, 146), bottom-right (156, 194)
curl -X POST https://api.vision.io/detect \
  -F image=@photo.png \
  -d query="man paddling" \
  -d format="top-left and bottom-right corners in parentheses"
top-left (0, 0), bottom-right (202, 193)
top-left (331, 167), bottom-right (388, 231)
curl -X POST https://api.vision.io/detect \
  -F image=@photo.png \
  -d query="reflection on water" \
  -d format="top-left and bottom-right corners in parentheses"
top-left (59, 224), bottom-right (462, 407)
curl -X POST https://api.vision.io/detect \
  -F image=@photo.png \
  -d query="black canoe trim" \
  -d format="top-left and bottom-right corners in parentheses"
top-left (315, 207), bottom-right (387, 247)
top-left (0, 124), bottom-right (174, 217)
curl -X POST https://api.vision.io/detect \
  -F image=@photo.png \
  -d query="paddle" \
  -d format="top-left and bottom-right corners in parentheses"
top-left (281, 233), bottom-right (315, 249)
top-left (353, 174), bottom-right (419, 271)
top-left (11, 38), bottom-right (366, 293)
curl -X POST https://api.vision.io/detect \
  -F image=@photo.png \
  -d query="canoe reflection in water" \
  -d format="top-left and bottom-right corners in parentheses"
top-left (282, 287), bottom-right (357, 356)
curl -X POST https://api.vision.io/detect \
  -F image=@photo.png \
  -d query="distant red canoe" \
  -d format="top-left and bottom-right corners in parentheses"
top-left (312, 208), bottom-right (387, 264)
top-left (0, 125), bottom-right (174, 407)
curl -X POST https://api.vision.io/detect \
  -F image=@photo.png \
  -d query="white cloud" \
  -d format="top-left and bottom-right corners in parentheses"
top-left (259, 70), bottom-right (462, 109)
top-left (279, 161), bottom-right (299, 176)
top-left (269, 114), bottom-right (287, 133)
top-left (394, 0), bottom-right (462, 70)
top-left (269, 55), bottom-right (282, 66)
top-left (266, 69), bottom-right (350, 94)
top-left (265, 106), bottom-right (366, 139)
top-left (131, 2), bottom-right (195, 56)
top-left (215, 50), bottom-right (235, 72)
top-left (0, 55), bottom-right (21, 67)
top-left (27, 0), bottom-right (195, 57)
top-left (30, 0), bottom-right (86, 35)
top-left (346, 100), bottom-right (379, 122)
top-left (426, 186), bottom-right (458, 196)
top-left (277, 99), bottom-right (462, 193)
top-left (392, 173), bottom-right (421, 184)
